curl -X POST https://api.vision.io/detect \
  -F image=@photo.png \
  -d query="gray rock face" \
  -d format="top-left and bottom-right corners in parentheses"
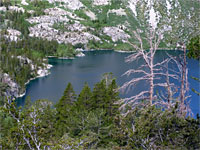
top-left (103, 27), bottom-right (130, 42)
top-left (1, 55), bottom-right (53, 99)
top-left (3, 73), bottom-right (21, 98)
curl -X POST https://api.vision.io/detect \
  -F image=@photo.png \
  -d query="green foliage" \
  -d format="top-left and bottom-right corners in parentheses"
top-left (74, 9), bottom-right (90, 20)
top-left (187, 36), bottom-right (200, 95)
top-left (4, 11), bottom-right (31, 36)
top-left (0, 109), bottom-right (15, 149)
top-left (74, 43), bottom-right (85, 49)
top-left (53, 75), bottom-right (121, 148)
top-left (23, 0), bottom-right (53, 16)
top-left (56, 44), bottom-right (77, 58)
top-left (77, 83), bottom-right (92, 110)
top-left (187, 36), bottom-right (200, 59)
top-left (90, 79), bottom-right (108, 110)
top-left (125, 106), bottom-right (200, 149)
top-left (0, 75), bottom-right (199, 149)
top-left (0, 32), bottom-right (77, 90)
top-left (0, 68), bottom-right (9, 106)
top-left (58, 82), bottom-right (76, 106)
top-left (23, 96), bottom-right (32, 110)
top-left (55, 83), bottom-right (76, 137)
top-left (114, 42), bottom-right (133, 51)
top-left (86, 39), bottom-right (100, 50)
top-left (0, 0), bottom-right (12, 8)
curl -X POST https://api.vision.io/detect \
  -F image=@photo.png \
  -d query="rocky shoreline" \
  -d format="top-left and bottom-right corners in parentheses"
top-left (16, 66), bottom-right (52, 98)
top-left (12, 48), bottom-right (179, 99)
top-left (4, 64), bottom-right (53, 99)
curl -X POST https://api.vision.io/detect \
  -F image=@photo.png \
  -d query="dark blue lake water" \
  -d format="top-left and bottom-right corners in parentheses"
top-left (17, 50), bottom-right (200, 116)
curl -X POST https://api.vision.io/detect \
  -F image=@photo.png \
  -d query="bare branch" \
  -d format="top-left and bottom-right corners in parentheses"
top-left (120, 75), bottom-right (149, 93)
top-left (122, 69), bottom-right (149, 76)
top-left (120, 91), bottom-right (149, 110)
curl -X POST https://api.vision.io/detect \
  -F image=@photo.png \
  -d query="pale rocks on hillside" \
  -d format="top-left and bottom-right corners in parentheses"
top-left (15, 55), bottom-right (52, 78)
top-left (21, 0), bottom-right (29, 5)
top-left (76, 52), bottom-right (85, 57)
top-left (0, 5), bottom-right (25, 13)
top-left (0, 6), bottom-right (6, 12)
top-left (108, 8), bottom-right (126, 16)
top-left (47, 0), bottom-right (84, 10)
top-left (37, 64), bottom-right (53, 77)
top-left (28, 22), bottom-right (100, 45)
top-left (4, 28), bottom-right (21, 42)
top-left (128, 0), bottom-right (139, 16)
top-left (27, 7), bottom-right (100, 46)
top-left (8, 6), bottom-right (25, 13)
top-left (103, 27), bottom-right (130, 42)
top-left (27, 15), bottom-right (69, 25)
top-left (84, 10), bottom-right (97, 20)
top-left (44, 7), bottom-right (68, 16)
top-left (44, 7), bottom-right (84, 20)
top-left (93, 0), bottom-right (111, 6)
top-left (3, 73), bottom-right (20, 98)
top-left (75, 48), bottom-right (85, 57)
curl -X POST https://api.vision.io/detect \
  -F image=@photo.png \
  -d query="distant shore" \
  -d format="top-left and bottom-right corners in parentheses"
top-left (17, 48), bottom-right (182, 98)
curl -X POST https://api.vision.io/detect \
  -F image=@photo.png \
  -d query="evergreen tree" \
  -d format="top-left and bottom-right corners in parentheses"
top-left (67, 83), bottom-right (92, 136)
top-left (187, 36), bottom-right (200, 59)
top-left (90, 79), bottom-right (108, 110)
top-left (187, 36), bottom-right (200, 95)
top-left (102, 72), bottom-right (114, 88)
top-left (23, 96), bottom-right (32, 110)
top-left (107, 79), bottom-right (120, 117)
top-left (57, 82), bottom-right (76, 106)
top-left (34, 100), bottom-right (56, 141)
top-left (76, 83), bottom-right (92, 110)
top-left (55, 83), bottom-right (76, 137)
top-left (126, 106), bottom-right (200, 149)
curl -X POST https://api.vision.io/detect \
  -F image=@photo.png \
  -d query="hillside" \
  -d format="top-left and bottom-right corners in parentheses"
top-left (0, 0), bottom-right (199, 97)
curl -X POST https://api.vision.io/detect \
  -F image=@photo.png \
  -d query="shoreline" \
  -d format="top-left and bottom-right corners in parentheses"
top-left (16, 67), bottom-right (52, 99)
top-left (47, 48), bottom-right (181, 60)
top-left (16, 48), bottom-right (181, 99)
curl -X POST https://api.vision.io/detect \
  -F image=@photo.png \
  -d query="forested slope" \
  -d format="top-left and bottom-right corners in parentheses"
top-left (0, 0), bottom-right (199, 98)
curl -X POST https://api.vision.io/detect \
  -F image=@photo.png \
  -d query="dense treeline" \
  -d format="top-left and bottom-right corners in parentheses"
top-left (187, 36), bottom-right (200, 96)
top-left (0, 36), bottom-right (51, 90)
top-left (3, 11), bottom-right (30, 35)
top-left (187, 36), bottom-right (200, 60)
top-left (0, 1), bottom-right (199, 149)
top-left (0, 6), bottom-right (77, 91)
top-left (0, 34), bottom-right (77, 92)
top-left (0, 74), bottom-right (199, 149)
top-left (0, 0), bottom-right (52, 17)
top-left (0, 0), bottom-right (12, 8)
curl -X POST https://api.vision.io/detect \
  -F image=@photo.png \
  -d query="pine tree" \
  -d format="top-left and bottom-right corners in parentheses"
top-left (107, 79), bottom-right (120, 117)
top-left (90, 76), bottom-right (120, 117)
top-left (90, 79), bottom-right (108, 110)
top-left (67, 83), bottom-right (92, 136)
top-left (76, 83), bottom-right (92, 110)
top-left (57, 82), bottom-right (76, 107)
top-left (24, 96), bottom-right (31, 110)
top-left (55, 83), bottom-right (76, 137)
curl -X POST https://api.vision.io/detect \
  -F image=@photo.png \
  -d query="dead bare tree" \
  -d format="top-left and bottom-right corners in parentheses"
top-left (121, 29), bottom-right (161, 108)
top-left (155, 57), bottom-right (178, 109)
top-left (179, 45), bottom-right (190, 116)
top-left (120, 28), bottom-right (181, 113)
top-left (166, 45), bottom-right (191, 116)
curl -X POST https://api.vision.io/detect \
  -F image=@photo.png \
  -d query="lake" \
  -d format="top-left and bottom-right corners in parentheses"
top-left (17, 50), bottom-right (200, 116)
